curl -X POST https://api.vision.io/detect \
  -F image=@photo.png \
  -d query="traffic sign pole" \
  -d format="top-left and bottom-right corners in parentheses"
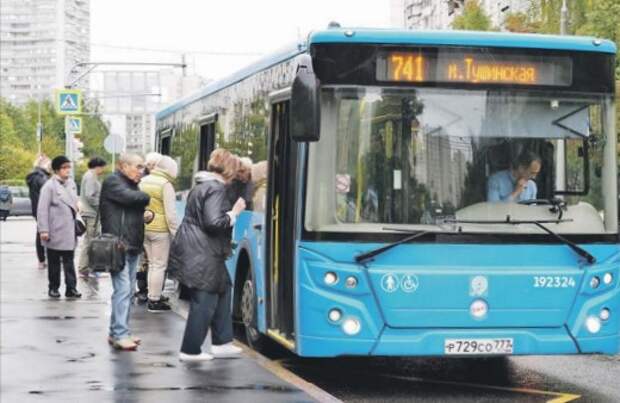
top-left (64, 116), bottom-right (74, 177)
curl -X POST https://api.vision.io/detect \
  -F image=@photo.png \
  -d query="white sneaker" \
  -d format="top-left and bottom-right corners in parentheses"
top-left (179, 352), bottom-right (213, 362)
top-left (210, 343), bottom-right (243, 358)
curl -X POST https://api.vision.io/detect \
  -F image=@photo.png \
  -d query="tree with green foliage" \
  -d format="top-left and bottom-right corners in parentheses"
top-left (452, 0), bottom-right (494, 31)
top-left (502, 12), bottom-right (539, 33)
top-left (0, 97), bottom-right (111, 183)
top-left (574, 0), bottom-right (620, 78)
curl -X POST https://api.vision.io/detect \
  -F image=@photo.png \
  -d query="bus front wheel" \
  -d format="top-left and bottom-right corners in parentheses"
top-left (241, 270), bottom-right (266, 351)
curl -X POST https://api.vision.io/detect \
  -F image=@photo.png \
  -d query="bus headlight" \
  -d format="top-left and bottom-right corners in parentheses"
top-left (586, 316), bottom-right (601, 333)
top-left (599, 308), bottom-right (610, 321)
top-left (603, 273), bottom-right (613, 285)
top-left (328, 309), bottom-right (342, 322)
top-left (342, 317), bottom-right (361, 335)
top-left (345, 276), bottom-right (358, 288)
top-left (590, 276), bottom-right (600, 289)
top-left (324, 272), bottom-right (338, 286)
top-left (470, 299), bottom-right (488, 319)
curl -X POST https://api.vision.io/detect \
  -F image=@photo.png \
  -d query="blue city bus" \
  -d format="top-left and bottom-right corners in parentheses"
top-left (156, 28), bottom-right (618, 357)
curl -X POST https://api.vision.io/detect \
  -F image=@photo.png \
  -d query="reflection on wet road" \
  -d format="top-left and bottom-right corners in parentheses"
top-left (1, 218), bottom-right (314, 403)
top-left (255, 344), bottom-right (619, 402)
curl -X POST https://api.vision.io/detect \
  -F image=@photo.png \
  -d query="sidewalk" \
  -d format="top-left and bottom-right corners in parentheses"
top-left (1, 218), bottom-right (315, 402)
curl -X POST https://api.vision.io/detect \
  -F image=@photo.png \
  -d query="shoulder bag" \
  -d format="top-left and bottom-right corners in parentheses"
top-left (88, 211), bottom-right (126, 273)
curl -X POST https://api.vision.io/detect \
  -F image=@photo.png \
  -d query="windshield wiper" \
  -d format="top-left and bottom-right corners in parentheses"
top-left (444, 216), bottom-right (596, 265)
top-left (355, 228), bottom-right (433, 264)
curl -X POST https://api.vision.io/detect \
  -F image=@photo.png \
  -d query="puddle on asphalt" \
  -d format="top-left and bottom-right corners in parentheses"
top-left (108, 384), bottom-right (299, 393)
top-left (67, 352), bottom-right (97, 362)
top-left (34, 315), bottom-right (98, 320)
top-left (150, 362), bottom-right (176, 368)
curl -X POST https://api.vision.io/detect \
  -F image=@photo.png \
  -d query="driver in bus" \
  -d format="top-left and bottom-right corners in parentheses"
top-left (487, 150), bottom-right (542, 203)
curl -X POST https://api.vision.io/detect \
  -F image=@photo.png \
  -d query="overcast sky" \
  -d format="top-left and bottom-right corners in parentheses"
top-left (91, 0), bottom-right (391, 80)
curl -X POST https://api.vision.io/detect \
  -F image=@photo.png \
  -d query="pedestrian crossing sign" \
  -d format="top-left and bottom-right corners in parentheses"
top-left (67, 116), bottom-right (82, 134)
top-left (56, 89), bottom-right (82, 115)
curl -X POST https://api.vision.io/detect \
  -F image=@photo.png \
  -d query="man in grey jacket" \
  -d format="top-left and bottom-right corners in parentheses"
top-left (78, 157), bottom-right (107, 277)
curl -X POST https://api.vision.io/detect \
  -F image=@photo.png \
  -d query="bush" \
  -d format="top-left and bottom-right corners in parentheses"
top-left (0, 179), bottom-right (27, 186)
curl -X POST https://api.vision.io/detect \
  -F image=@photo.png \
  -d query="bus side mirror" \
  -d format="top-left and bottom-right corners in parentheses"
top-left (290, 55), bottom-right (320, 142)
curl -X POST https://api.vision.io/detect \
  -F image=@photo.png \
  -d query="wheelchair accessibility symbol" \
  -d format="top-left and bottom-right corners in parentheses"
top-left (401, 274), bottom-right (419, 293)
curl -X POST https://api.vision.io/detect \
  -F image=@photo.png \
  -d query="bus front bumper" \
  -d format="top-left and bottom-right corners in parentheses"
top-left (297, 328), bottom-right (620, 357)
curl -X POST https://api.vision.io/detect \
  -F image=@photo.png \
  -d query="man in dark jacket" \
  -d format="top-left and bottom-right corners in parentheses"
top-left (26, 155), bottom-right (51, 269)
top-left (100, 153), bottom-right (150, 351)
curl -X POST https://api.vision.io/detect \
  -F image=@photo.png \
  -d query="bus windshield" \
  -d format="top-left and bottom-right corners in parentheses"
top-left (305, 86), bottom-right (618, 235)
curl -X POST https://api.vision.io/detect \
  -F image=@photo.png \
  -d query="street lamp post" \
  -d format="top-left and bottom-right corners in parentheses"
top-left (560, 0), bottom-right (568, 35)
top-left (556, 0), bottom-right (569, 199)
top-left (61, 59), bottom-right (186, 174)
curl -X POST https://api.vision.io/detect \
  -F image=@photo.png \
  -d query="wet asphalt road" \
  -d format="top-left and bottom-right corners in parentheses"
top-left (5, 217), bottom-right (619, 403)
top-left (271, 352), bottom-right (620, 402)
top-left (0, 218), bottom-right (314, 403)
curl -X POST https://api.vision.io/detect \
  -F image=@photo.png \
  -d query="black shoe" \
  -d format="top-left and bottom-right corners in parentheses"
top-left (48, 289), bottom-right (61, 298)
top-left (65, 288), bottom-right (82, 298)
top-left (134, 291), bottom-right (148, 304)
top-left (160, 295), bottom-right (169, 303)
top-left (147, 300), bottom-right (171, 313)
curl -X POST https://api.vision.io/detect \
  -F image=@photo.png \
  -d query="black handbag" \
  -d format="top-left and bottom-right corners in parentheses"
top-left (74, 213), bottom-right (87, 237)
top-left (88, 212), bottom-right (126, 273)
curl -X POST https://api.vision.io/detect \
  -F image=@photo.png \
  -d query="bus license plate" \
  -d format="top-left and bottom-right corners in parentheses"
top-left (444, 338), bottom-right (513, 355)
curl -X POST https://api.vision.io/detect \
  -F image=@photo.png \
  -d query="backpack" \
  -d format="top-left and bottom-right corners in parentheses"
top-left (0, 187), bottom-right (11, 203)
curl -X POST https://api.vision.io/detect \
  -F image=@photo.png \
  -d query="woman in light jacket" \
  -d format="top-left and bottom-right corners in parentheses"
top-left (140, 156), bottom-right (179, 312)
top-left (168, 149), bottom-right (245, 361)
top-left (37, 156), bottom-right (81, 299)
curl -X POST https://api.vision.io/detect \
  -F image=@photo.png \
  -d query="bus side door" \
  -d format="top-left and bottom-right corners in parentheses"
top-left (265, 99), bottom-right (297, 347)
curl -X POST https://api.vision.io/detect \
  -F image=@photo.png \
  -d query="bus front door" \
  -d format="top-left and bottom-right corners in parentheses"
top-left (265, 99), bottom-right (296, 349)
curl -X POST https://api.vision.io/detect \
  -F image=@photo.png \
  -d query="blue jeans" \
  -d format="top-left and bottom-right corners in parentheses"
top-left (180, 287), bottom-right (233, 355)
top-left (109, 253), bottom-right (139, 340)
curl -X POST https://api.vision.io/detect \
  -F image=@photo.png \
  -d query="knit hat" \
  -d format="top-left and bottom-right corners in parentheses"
top-left (156, 155), bottom-right (178, 179)
top-left (51, 155), bottom-right (71, 171)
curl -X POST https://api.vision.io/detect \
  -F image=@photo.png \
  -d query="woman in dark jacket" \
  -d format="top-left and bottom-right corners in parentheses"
top-left (26, 155), bottom-right (51, 269)
top-left (168, 149), bottom-right (246, 361)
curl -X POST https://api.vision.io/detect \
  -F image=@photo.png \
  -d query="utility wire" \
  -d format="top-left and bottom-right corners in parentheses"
top-left (90, 42), bottom-right (263, 57)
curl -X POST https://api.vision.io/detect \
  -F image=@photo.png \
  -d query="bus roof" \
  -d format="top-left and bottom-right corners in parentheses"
top-left (156, 42), bottom-right (305, 120)
top-left (310, 28), bottom-right (617, 54)
top-left (157, 28), bottom-right (616, 121)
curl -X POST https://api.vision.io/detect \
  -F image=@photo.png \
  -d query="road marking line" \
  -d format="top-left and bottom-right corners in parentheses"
top-left (546, 394), bottom-right (582, 403)
top-left (239, 344), bottom-right (342, 403)
top-left (373, 372), bottom-right (581, 402)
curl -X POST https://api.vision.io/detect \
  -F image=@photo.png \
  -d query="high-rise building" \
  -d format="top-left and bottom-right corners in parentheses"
top-left (390, 0), bottom-right (407, 28)
top-left (91, 69), bottom-right (207, 155)
top-left (0, 0), bottom-right (90, 105)
top-left (403, 0), bottom-right (529, 30)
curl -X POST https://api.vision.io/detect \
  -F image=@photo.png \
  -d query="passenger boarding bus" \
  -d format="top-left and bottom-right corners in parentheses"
top-left (156, 28), bottom-right (618, 357)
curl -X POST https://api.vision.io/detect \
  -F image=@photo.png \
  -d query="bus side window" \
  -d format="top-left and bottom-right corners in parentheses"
top-left (160, 136), bottom-right (171, 156)
top-left (199, 120), bottom-right (216, 171)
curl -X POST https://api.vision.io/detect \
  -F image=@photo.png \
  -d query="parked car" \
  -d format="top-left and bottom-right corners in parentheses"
top-left (8, 186), bottom-right (32, 217)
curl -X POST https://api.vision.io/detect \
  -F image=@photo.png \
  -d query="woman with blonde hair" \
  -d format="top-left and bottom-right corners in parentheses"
top-left (168, 148), bottom-right (245, 361)
top-left (139, 155), bottom-right (179, 312)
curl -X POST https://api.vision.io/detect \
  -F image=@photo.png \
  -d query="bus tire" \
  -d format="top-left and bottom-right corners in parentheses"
top-left (241, 269), bottom-right (267, 351)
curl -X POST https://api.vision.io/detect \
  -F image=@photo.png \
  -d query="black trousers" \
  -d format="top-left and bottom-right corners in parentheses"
top-left (36, 232), bottom-right (45, 263)
top-left (180, 287), bottom-right (233, 355)
top-left (47, 249), bottom-right (76, 291)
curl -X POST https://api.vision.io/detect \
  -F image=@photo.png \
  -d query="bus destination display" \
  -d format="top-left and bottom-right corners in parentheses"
top-left (377, 50), bottom-right (572, 86)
